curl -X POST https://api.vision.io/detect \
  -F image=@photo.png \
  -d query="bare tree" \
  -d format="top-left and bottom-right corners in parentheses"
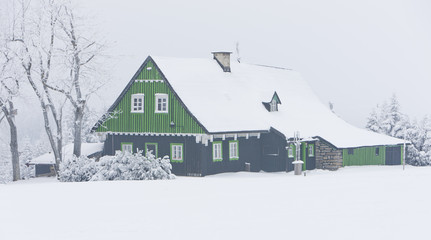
top-left (46, 3), bottom-right (105, 157)
top-left (0, 41), bottom-right (20, 181)
top-left (9, 0), bottom-right (65, 173)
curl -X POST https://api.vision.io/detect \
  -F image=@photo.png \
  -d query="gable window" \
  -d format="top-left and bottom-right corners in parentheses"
top-left (171, 143), bottom-right (183, 162)
top-left (121, 143), bottom-right (133, 153)
top-left (308, 144), bottom-right (314, 157)
top-left (213, 142), bottom-right (223, 162)
top-left (155, 93), bottom-right (168, 113)
top-left (229, 141), bottom-right (239, 160)
top-left (131, 94), bottom-right (144, 113)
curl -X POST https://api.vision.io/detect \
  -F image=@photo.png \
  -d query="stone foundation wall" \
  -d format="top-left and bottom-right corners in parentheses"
top-left (316, 140), bottom-right (343, 170)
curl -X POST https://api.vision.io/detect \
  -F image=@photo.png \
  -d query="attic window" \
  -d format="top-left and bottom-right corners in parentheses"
top-left (270, 100), bottom-right (277, 112)
top-left (263, 91), bottom-right (282, 112)
top-left (155, 94), bottom-right (168, 113)
top-left (131, 94), bottom-right (144, 113)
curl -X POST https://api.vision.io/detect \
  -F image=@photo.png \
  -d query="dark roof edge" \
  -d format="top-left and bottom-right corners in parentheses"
top-left (91, 56), bottom-right (210, 134)
top-left (269, 127), bottom-right (286, 139)
top-left (91, 57), bottom-right (153, 132)
top-left (151, 57), bottom-right (210, 134)
top-left (314, 136), bottom-right (409, 149)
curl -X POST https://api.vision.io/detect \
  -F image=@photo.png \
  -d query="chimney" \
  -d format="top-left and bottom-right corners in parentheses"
top-left (212, 51), bottom-right (232, 72)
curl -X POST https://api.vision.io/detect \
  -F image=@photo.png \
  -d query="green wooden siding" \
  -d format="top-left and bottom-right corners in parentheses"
top-left (343, 146), bottom-right (386, 166)
top-left (136, 60), bottom-right (163, 80)
top-left (96, 60), bottom-right (205, 134)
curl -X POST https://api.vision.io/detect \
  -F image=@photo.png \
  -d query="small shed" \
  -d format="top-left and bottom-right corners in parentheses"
top-left (28, 143), bottom-right (104, 177)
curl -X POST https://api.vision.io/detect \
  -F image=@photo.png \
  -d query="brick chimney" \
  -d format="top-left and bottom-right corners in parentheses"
top-left (212, 52), bottom-right (232, 72)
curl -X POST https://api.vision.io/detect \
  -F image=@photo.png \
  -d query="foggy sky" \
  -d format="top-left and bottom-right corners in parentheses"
top-left (0, 0), bottom-right (427, 169)
top-left (40, 0), bottom-right (431, 128)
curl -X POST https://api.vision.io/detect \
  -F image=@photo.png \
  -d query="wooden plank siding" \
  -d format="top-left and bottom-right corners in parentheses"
top-left (342, 146), bottom-right (386, 166)
top-left (95, 60), bottom-right (205, 134)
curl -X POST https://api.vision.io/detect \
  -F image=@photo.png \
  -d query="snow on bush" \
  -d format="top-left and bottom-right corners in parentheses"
top-left (91, 151), bottom-right (175, 181)
top-left (59, 151), bottom-right (175, 182)
top-left (59, 155), bottom-right (98, 182)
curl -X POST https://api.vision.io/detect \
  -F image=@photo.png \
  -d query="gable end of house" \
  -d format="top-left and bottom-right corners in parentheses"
top-left (92, 56), bottom-right (209, 134)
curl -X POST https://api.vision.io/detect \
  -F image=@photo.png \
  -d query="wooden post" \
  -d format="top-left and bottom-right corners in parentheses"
top-left (403, 127), bottom-right (406, 170)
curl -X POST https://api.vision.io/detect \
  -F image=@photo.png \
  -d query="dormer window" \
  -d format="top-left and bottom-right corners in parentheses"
top-left (263, 91), bottom-right (282, 112)
top-left (270, 100), bottom-right (277, 112)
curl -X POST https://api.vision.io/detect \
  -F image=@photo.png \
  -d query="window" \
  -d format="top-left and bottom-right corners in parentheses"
top-left (213, 142), bottom-right (223, 162)
top-left (263, 145), bottom-right (279, 156)
top-left (270, 100), bottom-right (278, 112)
top-left (375, 147), bottom-right (380, 156)
top-left (145, 143), bottom-right (158, 158)
top-left (131, 94), bottom-right (144, 113)
top-left (308, 144), bottom-right (314, 157)
top-left (170, 143), bottom-right (183, 162)
top-left (229, 141), bottom-right (239, 160)
top-left (348, 148), bottom-right (354, 155)
top-left (155, 94), bottom-right (168, 113)
top-left (121, 143), bottom-right (133, 153)
top-left (288, 144), bottom-right (294, 158)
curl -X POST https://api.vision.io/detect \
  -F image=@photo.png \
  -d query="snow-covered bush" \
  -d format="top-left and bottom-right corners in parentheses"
top-left (59, 155), bottom-right (98, 182)
top-left (91, 151), bottom-right (175, 181)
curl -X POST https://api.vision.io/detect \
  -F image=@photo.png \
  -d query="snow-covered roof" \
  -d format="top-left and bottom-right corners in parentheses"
top-left (151, 56), bottom-right (405, 148)
top-left (29, 143), bottom-right (104, 165)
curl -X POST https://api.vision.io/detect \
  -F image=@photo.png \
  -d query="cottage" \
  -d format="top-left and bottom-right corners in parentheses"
top-left (92, 52), bottom-right (405, 176)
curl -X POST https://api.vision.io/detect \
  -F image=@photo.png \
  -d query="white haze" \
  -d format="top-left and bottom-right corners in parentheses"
top-left (1, 0), bottom-right (431, 143)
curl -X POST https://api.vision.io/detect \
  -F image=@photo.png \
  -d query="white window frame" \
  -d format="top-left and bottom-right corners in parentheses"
top-left (213, 142), bottom-right (222, 161)
top-left (131, 94), bottom-right (145, 113)
top-left (122, 143), bottom-right (133, 153)
top-left (155, 93), bottom-right (168, 113)
top-left (308, 144), bottom-right (314, 157)
top-left (229, 141), bottom-right (239, 160)
top-left (171, 144), bottom-right (183, 162)
top-left (288, 145), bottom-right (294, 158)
top-left (270, 100), bottom-right (277, 112)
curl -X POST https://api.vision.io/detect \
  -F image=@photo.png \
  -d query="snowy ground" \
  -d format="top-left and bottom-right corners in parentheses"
top-left (1, 166), bottom-right (430, 240)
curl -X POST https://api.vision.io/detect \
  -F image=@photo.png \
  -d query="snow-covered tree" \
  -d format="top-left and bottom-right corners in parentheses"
top-left (406, 117), bottom-right (431, 166)
top-left (63, 106), bottom-right (102, 145)
top-left (0, 25), bottom-right (21, 181)
top-left (366, 95), bottom-right (431, 166)
top-left (365, 107), bottom-right (381, 133)
top-left (45, 3), bottom-right (106, 157)
top-left (7, 0), bottom-right (67, 174)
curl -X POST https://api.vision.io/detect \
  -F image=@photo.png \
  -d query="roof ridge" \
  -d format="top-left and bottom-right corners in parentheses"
top-left (252, 64), bottom-right (292, 71)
